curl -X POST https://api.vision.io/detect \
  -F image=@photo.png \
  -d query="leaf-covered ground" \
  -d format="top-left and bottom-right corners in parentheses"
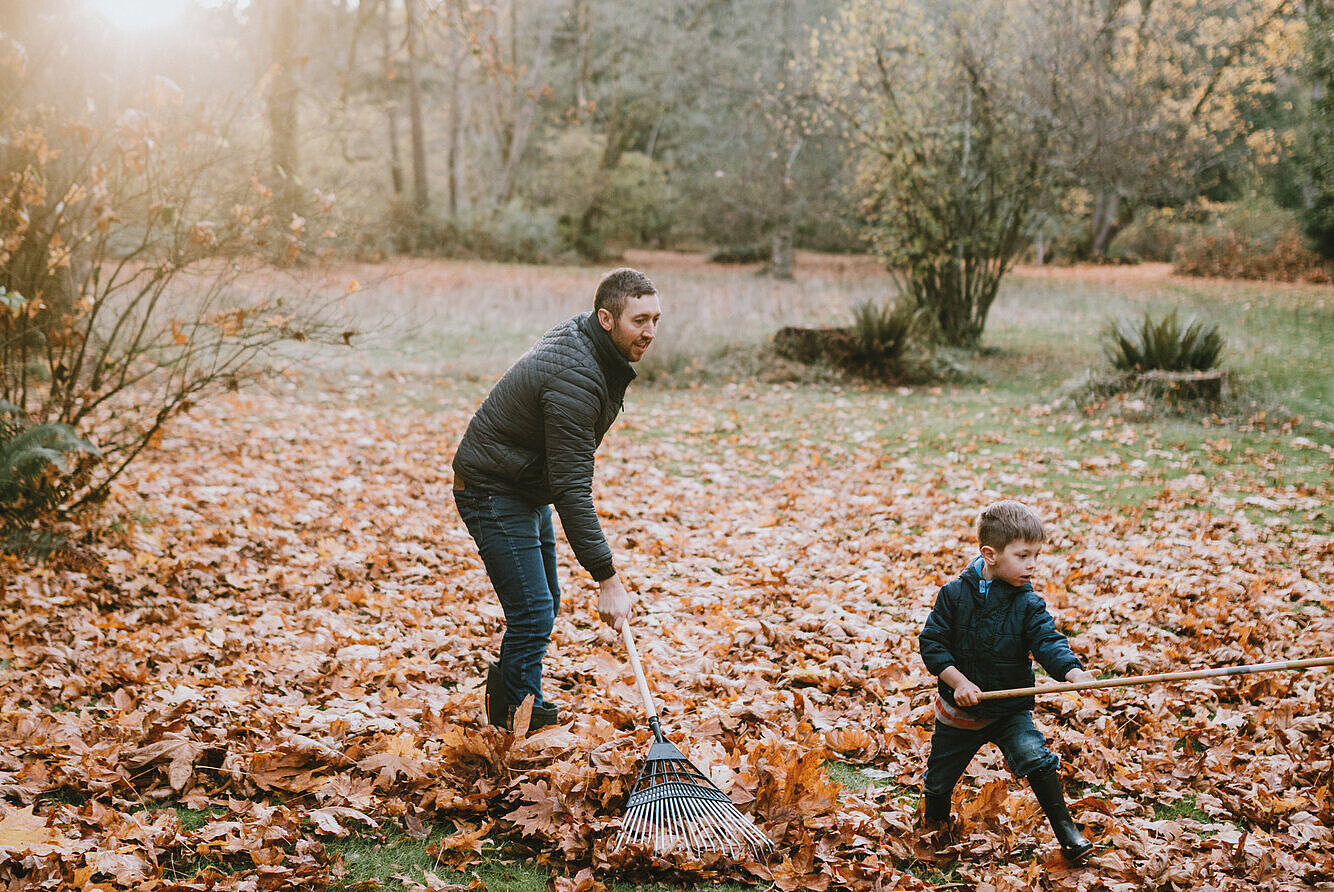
top-left (1, 263), bottom-right (1332, 891)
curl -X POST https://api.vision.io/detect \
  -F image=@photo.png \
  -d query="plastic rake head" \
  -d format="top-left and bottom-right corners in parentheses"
top-left (613, 738), bottom-right (773, 860)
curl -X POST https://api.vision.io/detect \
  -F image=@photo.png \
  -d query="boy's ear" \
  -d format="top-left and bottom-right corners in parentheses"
top-left (979, 545), bottom-right (997, 564)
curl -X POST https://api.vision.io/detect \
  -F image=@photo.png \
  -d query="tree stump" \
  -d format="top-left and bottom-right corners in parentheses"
top-left (1136, 370), bottom-right (1225, 402)
top-left (773, 326), bottom-right (855, 364)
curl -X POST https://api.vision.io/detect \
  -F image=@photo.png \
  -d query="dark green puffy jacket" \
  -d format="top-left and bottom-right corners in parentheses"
top-left (451, 312), bottom-right (635, 581)
top-left (919, 559), bottom-right (1084, 719)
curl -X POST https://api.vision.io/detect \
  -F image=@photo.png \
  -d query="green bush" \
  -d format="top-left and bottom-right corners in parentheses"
top-left (708, 243), bottom-right (773, 264)
top-left (1104, 311), bottom-right (1224, 372)
top-left (0, 401), bottom-right (100, 556)
top-left (1112, 208), bottom-right (1195, 263)
top-left (1170, 197), bottom-right (1333, 283)
top-left (391, 201), bottom-right (564, 263)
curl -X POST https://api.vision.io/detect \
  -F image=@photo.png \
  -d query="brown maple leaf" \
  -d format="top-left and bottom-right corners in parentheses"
top-left (125, 735), bottom-right (205, 792)
top-left (547, 867), bottom-right (607, 892)
top-left (505, 780), bottom-right (563, 837)
top-left (0, 806), bottom-right (70, 856)
top-left (357, 731), bottom-right (430, 788)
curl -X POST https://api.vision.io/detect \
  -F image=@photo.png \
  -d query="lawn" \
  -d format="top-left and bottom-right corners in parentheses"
top-left (1, 251), bottom-right (1330, 891)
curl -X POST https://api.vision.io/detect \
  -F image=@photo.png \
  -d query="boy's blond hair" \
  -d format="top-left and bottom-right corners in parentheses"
top-left (978, 500), bottom-right (1045, 551)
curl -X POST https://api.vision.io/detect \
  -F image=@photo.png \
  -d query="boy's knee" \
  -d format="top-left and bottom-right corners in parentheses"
top-left (1015, 750), bottom-right (1059, 779)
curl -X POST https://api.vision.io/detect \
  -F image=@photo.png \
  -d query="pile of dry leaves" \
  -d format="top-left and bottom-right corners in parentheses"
top-left (0, 376), bottom-right (1330, 891)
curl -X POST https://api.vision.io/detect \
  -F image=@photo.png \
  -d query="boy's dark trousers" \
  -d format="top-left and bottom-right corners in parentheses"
top-left (923, 711), bottom-right (1092, 860)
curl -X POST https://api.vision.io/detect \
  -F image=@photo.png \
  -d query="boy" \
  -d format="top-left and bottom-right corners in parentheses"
top-left (918, 500), bottom-right (1095, 862)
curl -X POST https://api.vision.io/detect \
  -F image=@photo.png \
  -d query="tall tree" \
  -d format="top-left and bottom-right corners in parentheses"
top-left (404, 0), bottom-right (429, 214)
top-left (816, 0), bottom-right (1300, 347)
top-left (1302, 0), bottom-right (1334, 257)
top-left (814, 0), bottom-right (1059, 347)
top-left (494, 0), bottom-right (558, 206)
top-left (1053, 0), bottom-right (1300, 258)
top-left (265, 0), bottom-right (306, 218)
top-left (381, 0), bottom-right (405, 197)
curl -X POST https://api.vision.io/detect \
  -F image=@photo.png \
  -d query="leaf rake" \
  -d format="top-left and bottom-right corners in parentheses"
top-left (612, 623), bottom-right (773, 860)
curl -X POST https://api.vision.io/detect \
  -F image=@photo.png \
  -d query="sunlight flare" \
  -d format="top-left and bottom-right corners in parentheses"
top-left (86, 0), bottom-right (189, 33)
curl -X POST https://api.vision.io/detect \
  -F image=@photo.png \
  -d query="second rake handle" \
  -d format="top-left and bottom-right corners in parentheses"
top-left (621, 622), bottom-right (659, 721)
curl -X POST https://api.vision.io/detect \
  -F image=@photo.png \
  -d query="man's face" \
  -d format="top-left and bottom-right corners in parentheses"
top-left (598, 293), bottom-right (661, 363)
top-left (982, 539), bottom-right (1042, 588)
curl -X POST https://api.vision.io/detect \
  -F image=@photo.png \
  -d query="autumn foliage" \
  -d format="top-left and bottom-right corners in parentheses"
top-left (0, 311), bottom-right (1330, 891)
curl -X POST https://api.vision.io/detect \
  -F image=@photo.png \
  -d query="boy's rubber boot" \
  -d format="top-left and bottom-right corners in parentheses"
top-left (484, 662), bottom-right (508, 727)
top-left (923, 793), bottom-right (952, 827)
top-left (1028, 767), bottom-right (1093, 862)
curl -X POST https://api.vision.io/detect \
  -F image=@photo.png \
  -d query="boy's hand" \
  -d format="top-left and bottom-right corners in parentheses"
top-left (952, 679), bottom-right (982, 706)
top-left (940, 666), bottom-right (981, 705)
top-left (1065, 668), bottom-right (1096, 686)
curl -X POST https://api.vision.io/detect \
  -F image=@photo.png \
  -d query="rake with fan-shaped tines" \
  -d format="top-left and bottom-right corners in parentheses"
top-left (612, 623), bottom-right (773, 860)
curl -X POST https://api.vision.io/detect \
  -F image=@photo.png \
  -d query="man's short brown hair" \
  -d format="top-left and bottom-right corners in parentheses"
top-left (594, 267), bottom-right (657, 318)
top-left (977, 500), bottom-right (1045, 551)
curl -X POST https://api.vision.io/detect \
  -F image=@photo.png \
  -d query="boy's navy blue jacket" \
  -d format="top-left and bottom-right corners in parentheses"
top-left (919, 558), bottom-right (1084, 720)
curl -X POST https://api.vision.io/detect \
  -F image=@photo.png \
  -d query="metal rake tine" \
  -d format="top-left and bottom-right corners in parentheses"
top-left (616, 622), bottom-right (773, 860)
top-left (678, 801), bottom-right (711, 854)
top-left (703, 801), bottom-right (737, 853)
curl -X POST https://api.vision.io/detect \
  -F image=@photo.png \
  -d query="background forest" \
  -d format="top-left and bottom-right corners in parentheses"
top-left (7, 0), bottom-right (1332, 276)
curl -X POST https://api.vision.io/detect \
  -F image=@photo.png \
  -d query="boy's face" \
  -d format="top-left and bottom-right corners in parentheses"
top-left (981, 539), bottom-right (1042, 588)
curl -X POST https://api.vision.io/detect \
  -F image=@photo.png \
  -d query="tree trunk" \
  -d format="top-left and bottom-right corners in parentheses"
top-left (494, 0), bottom-right (558, 206)
top-left (267, 0), bottom-right (305, 217)
top-left (381, 0), bottom-right (404, 196)
top-left (404, 0), bottom-right (429, 214)
top-left (770, 228), bottom-right (794, 279)
top-left (1088, 190), bottom-right (1134, 259)
top-left (444, 0), bottom-right (463, 215)
top-left (766, 0), bottom-right (798, 280)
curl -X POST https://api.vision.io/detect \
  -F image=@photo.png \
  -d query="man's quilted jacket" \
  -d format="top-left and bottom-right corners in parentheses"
top-left (451, 311), bottom-right (635, 581)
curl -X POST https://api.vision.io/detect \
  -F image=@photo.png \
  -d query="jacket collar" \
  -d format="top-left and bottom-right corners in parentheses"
top-left (961, 557), bottom-right (1031, 601)
top-left (579, 311), bottom-right (637, 387)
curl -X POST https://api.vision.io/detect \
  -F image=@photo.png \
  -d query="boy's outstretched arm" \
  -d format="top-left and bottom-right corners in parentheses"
top-left (940, 666), bottom-right (982, 706)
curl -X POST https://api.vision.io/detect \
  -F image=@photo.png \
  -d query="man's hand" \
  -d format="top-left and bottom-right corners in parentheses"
top-left (940, 666), bottom-right (981, 706)
top-left (597, 574), bottom-right (633, 630)
top-left (1065, 668), bottom-right (1096, 686)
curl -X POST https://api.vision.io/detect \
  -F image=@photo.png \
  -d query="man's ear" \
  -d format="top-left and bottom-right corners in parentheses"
top-left (597, 307), bottom-right (614, 332)
top-left (979, 545), bottom-right (997, 565)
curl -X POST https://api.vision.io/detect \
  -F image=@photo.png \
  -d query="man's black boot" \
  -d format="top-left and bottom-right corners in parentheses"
top-left (1027, 767), bottom-right (1093, 862)
top-left (922, 792), bottom-right (952, 827)
top-left (507, 701), bottom-right (560, 735)
top-left (484, 662), bottom-right (508, 727)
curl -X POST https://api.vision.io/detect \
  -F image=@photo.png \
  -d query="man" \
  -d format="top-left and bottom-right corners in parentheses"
top-left (451, 267), bottom-right (661, 732)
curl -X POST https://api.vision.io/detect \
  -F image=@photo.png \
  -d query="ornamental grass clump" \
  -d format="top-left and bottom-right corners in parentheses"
top-left (1104, 310), bottom-right (1224, 372)
top-left (845, 297), bottom-right (926, 380)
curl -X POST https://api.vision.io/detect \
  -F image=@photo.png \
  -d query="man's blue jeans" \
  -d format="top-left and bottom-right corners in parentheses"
top-left (923, 710), bottom-right (1059, 798)
top-left (453, 488), bottom-right (561, 711)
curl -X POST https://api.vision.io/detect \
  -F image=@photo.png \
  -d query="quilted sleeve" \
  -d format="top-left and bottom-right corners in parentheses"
top-left (541, 366), bottom-right (615, 581)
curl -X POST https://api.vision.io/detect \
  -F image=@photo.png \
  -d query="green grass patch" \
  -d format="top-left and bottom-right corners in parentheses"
top-left (1152, 794), bottom-right (1211, 824)
top-left (326, 824), bottom-right (759, 892)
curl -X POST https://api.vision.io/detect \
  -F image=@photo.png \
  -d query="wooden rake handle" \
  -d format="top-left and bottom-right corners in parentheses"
top-left (621, 622), bottom-right (659, 722)
top-left (976, 655), bottom-right (1334, 701)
